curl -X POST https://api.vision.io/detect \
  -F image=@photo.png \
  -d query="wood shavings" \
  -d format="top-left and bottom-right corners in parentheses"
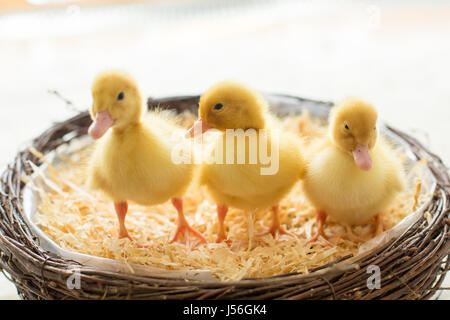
top-left (412, 178), bottom-right (422, 212)
top-left (32, 113), bottom-right (427, 281)
top-left (424, 211), bottom-right (433, 225)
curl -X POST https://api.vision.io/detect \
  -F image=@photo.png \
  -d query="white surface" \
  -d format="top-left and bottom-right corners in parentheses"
top-left (0, 273), bottom-right (18, 300)
top-left (0, 0), bottom-right (449, 299)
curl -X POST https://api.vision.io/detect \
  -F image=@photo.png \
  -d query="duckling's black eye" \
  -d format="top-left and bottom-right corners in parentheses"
top-left (214, 103), bottom-right (223, 110)
top-left (117, 92), bottom-right (124, 101)
top-left (344, 124), bottom-right (350, 130)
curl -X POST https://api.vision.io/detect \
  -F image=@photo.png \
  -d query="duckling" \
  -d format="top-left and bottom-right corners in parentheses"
top-left (87, 70), bottom-right (206, 245)
top-left (302, 98), bottom-right (405, 244)
top-left (186, 80), bottom-right (305, 242)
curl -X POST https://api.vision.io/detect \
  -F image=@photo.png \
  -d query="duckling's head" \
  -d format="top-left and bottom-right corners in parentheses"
top-left (186, 80), bottom-right (267, 137)
top-left (88, 70), bottom-right (143, 139)
top-left (330, 98), bottom-right (378, 171)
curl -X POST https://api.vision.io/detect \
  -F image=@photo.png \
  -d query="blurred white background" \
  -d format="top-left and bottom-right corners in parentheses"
top-left (0, 0), bottom-right (449, 299)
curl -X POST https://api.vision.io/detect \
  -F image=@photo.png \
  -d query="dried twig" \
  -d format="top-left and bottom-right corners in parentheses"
top-left (47, 89), bottom-right (83, 113)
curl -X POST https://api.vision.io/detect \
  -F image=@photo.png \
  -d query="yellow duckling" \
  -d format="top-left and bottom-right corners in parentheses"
top-left (303, 98), bottom-right (405, 243)
top-left (87, 70), bottom-right (206, 245)
top-left (187, 81), bottom-right (305, 242)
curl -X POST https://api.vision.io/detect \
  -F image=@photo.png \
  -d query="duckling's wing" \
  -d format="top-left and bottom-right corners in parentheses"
top-left (143, 108), bottom-right (185, 136)
top-left (265, 112), bottom-right (283, 128)
top-left (377, 137), bottom-right (406, 193)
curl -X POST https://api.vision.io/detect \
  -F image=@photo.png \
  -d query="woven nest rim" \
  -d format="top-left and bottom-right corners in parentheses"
top-left (0, 93), bottom-right (449, 300)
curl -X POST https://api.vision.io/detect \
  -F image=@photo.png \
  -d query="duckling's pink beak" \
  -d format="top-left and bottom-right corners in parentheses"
top-left (186, 118), bottom-right (211, 138)
top-left (88, 110), bottom-right (115, 139)
top-left (352, 143), bottom-right (372, 171)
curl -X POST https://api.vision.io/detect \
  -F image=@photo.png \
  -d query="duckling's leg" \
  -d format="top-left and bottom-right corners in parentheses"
top-left (257, 205), bottom-right (294, 238)
top-left (169, 197), bottom-right (207, 246)
top-left (305, 210), bottom-right (333, 246)
top-left (114, 201), bottom-right (132, 241)
top-left (216, 205), bottom-right (229, 243)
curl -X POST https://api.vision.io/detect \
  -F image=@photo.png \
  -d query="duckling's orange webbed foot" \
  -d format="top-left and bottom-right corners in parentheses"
top-left (169, 198), bottom-right (207, 247)
top-left (305, 210), bottom-right (334, 246)
top-left (257, 205), bottom-right (294, 239)
top-left (258, 225), bottom-right (293, 238)
top-left (216, 232), bottom-right (227, 244)
top-left (169, 223), bottom-right (207, 247)
top-left (115, 201), bottom-right (149, 248)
